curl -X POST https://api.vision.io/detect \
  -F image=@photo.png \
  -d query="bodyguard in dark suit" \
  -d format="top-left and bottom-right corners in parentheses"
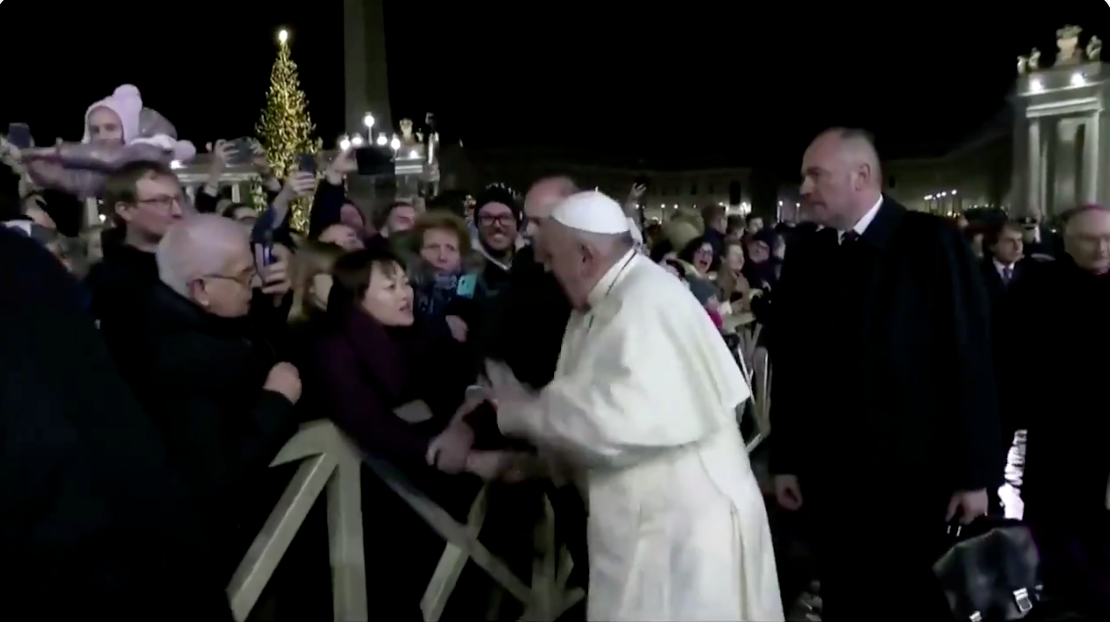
top-left (769, 128), bottom-right (1001, 618)
top-left (979, 221), bottom-right (1027, 318)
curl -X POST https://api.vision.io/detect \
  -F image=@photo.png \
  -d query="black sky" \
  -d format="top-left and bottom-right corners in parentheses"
top-left (0, 0), bottom-right (1105, 170)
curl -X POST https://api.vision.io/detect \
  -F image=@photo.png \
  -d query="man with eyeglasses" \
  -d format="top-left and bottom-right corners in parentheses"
top-left (85, 160), bottom-right (188, 378)
top-left (472, 184), bottom-right (521, 296)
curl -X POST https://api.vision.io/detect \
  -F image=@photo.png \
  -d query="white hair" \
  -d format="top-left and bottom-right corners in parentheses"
top-left (156, 214), bottom-right (250, 296)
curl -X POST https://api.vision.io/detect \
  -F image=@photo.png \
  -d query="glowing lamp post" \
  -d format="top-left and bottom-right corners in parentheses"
top-left (277, 29), bottom-right (289, 44)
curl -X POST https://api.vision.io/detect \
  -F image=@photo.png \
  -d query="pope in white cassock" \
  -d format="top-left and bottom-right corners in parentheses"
top-left (486, 191), bottom-right (783, 621)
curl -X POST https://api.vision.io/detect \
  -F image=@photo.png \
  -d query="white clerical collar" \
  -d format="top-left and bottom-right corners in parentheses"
top-left (839, 195), bottom-right (883, 242)
top-left (587, 248), bottom-right (637, 308)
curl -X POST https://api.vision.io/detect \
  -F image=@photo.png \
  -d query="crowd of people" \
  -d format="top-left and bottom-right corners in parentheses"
top-left (1, 85), bottom-right (1108, 622)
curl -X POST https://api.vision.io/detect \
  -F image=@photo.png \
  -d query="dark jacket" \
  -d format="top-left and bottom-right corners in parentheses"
top-left (314, 307), bottom-right (474, 474)
top-left (85, 236), bottom-right (160, 380)
top-left (0, 228), bottom-right (231, 619)
top-left (132, 283), bottom-right (299, 572)
top-left (998, 256), bottom-right (1110, 522)
top-left (481, 244), bottom-right (572, 389)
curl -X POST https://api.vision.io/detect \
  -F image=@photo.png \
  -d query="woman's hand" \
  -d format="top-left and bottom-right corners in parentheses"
top-left (427, 422), bottom-right (475, 474)
top-left (445, 315), bottom-right (468, 342)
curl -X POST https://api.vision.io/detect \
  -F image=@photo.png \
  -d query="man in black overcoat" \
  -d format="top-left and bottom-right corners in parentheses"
top-left (769, 128), bottom-right (1002, 618)
top-left (0, 226), bottom-right (230, 619)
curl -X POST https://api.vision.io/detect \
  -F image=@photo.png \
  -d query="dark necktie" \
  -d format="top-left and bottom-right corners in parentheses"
top-left (840, 230), bottom-right (860, 245)
top-left (1002, 266), bottom-right (1013, 283)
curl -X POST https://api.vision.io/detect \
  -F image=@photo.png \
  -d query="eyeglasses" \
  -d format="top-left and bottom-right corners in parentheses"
top-left (478, 214), bottom-right (517, 227)
top-left (202, 267), bottom-right (257, 287)
top-left (135, 194), bottom-right (185, 210)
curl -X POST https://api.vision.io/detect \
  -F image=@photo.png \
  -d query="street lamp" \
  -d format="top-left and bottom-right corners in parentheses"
top-left (363, 113), bottom-right (375, 131)
top-left (389, 135), bottom-right (401, 151)
top-left (350, 134), bottom-right (364, 147)
top-left (338, 135), bottom-right (351, 151)
top-left (376, 134), bottom-right (388, 147)
top-left (278, 29), bottom-right (289, 44)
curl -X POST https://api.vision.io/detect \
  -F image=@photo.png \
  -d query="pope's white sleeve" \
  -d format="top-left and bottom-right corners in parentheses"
top-left (530, 307), bottom-right (718, 469)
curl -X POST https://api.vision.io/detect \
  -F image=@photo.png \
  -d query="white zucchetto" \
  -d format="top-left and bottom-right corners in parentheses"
top-left (551, 191), bottom-right (631, 235)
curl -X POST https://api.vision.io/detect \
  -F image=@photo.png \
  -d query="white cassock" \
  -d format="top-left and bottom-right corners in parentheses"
top-left (499, 249), bottom-right (783, 622)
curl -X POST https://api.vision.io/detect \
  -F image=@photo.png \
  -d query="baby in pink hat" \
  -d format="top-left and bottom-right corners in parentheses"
top-left (18, 84), bottom-right (196, 199)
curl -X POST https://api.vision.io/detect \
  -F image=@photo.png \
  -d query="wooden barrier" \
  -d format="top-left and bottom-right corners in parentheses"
top-left (228, 421), bottom-right (583, 622)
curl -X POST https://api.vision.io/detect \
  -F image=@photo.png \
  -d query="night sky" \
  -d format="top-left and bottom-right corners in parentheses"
top-left (0, 1), bottom-right (1105, 173)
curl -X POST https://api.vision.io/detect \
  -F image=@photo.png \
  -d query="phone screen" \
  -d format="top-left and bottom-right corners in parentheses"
top-left (297, 153), bottom-right (316, 174)
top-left (6, 123), bottom-right (32, 149)
top-left (254, 242), bottom-right (276, 267)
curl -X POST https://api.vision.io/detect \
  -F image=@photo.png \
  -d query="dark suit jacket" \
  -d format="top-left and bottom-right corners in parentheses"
top-left (770, 197), bottom-right (1001, 517)
top-left (979, 257), bottom-right (1027, 319)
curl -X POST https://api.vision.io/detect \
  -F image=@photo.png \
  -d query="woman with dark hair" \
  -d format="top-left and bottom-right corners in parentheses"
top-left (313, 246), bottom-right (488, 618)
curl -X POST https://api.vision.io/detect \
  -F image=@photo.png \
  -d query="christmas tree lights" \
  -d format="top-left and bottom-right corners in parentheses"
top-left (255, 28), bottom-right (322, 230)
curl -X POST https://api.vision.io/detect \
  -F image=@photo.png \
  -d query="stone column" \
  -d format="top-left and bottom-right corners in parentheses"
top-left (1027, 119), bottom-right (1042, 219)
top-left (1084, 113), bottom-right (1100, 204)
top-left (343, 0), bottom-right (391, 135)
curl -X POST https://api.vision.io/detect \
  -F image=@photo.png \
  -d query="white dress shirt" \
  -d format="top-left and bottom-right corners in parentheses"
top-left (838, 195), bottom-right (884, 244)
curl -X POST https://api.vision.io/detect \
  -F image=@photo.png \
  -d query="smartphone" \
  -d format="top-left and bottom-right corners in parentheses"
top-left (354, 146), bottom-right (394, 176)
top-left (250, 218), bottom-right (277, 268)
top-left (6, 123), bottom-right (32, 149)
top-left (297, 153), bottom-right (316, 174)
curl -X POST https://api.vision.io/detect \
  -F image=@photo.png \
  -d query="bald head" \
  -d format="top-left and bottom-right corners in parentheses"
top-left (524, 175), bottom-right (579, 261)
top-left (157, 214), bottom-right (252, 298)
top-left (800, 128), bottom-right (883, 230)
top-left (1063, 205), bottom-right (1110, 274)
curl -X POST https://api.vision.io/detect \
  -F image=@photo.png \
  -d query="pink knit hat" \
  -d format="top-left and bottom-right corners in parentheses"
top-left (82, 84), bottom-right (143, 144)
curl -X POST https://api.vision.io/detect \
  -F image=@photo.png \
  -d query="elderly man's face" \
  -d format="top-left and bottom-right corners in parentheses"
top-left (1066, 209), bottom-right (1110, 274)
top-left (524, 180), bottom-right (569, 262)
top-left (799, 134), bottom-right (857, 230)
top-left (197, 242), bottom-right (257, 318)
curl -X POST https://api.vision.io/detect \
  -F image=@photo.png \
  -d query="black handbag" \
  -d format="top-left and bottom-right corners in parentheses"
top-left (933, 519), bottom-right (1042, 621)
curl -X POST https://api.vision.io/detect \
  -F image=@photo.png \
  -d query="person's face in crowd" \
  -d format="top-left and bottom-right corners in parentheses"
top-left (800, 133), bottom-right (866, 231)
top-left (420, 227), bottom-right (462, 273)
top-left (228, 206), bottom-right (257, 226)
top-left (1065, 209), bottom-right (1110, 274)
top-left (477, 202), bottom-right (517, 253)
top-left (340, 202), bottom-right (365, 230)
top-left (969, 233), bottom-right (984, 259)
top-left (692, 243), bottom-right (714, 274)
top-left (955, 216), bottom-right (970, 230)
top-left (545, 222), bottom-right (609, 309)
top-left (709, 215), bottom-right (727, 233)
top-left (523, 180), bottom-right (569, 263)
top-left (385, 204), bottom-right (416, 234)
top-left (192, 241), bottom-right (257, 318)
top-left (992, 227), bottom-right (1024, 265)
top-left (319, 224), bottom-right (364, 250)
top-left (725, 243), bottom-right (745, 273)
top-left (1021, 225), bottom-right (1040, 244)
top-left (747, 217), bottom-right (764, 234)
top-left (361, 261), bottom-right (414, 326)
top-left (747, 239), bottom-right (771, 264)
top-left (87, 106), bottom-right (124, 145)
top-left (116, 173), bottom-right (185, 240)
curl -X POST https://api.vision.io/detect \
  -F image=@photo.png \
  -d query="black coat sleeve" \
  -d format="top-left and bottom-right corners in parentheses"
top-left (937, 224), bottom-right (1003, 492)
top-left (0, 229), bottom-right (231, 619)
top-left (766, 232), bottom-right (809, 476)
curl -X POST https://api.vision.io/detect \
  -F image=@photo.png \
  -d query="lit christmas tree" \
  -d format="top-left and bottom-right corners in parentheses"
top-left (255, 28), bottom-right (322, 230)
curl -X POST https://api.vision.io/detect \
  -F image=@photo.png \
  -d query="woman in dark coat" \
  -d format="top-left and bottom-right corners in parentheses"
top-left (313, 246), bottom-right (487, 618)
